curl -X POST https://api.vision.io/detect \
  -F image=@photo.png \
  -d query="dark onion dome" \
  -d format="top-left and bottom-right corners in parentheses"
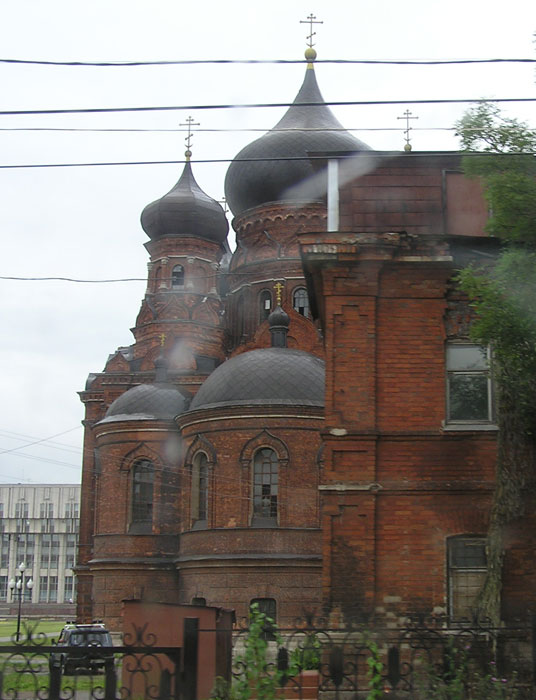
top-left (189, 348), bottom-right (324, 411)
top-left (268, 305), bottom-right (290, 329)
top-left (224, 64), bottom-right (371, 216)
top-left (100, 382), bottom-right (189, 423)
top-left (141, 158), bottom-right (229, 243)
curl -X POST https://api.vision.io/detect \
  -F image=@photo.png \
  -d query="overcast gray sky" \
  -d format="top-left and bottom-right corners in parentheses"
top-left (0, 0), bottom-right (535, 484)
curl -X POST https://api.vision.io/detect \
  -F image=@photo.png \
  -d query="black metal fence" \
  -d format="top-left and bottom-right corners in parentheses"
top-left (0, 616), bottom-right (533, 699)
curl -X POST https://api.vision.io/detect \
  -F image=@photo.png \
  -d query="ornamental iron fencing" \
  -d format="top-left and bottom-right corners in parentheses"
top-left (0, 615), bottom-right (534, 699)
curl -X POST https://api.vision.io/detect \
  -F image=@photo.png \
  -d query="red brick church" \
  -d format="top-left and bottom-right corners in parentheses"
top-left (76, 46), bottom-right (530, 631)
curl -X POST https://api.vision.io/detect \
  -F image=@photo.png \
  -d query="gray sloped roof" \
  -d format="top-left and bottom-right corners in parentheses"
top-left (100, 383), bottom-right (189, 423)
top-left (141, 161), bottom-right (228, 244)
top-left (189, 348), bottom-right (325, 411)
top-left (224, 66), bottom-right (371, 216)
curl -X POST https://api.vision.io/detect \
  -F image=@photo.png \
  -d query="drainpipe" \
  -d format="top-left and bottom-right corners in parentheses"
top-left (327, 158), bottom-right (339, 232)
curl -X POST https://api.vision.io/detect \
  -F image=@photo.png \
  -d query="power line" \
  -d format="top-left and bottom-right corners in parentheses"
top-left (1, 57), bottom-right (534, 67)
top-left (0, 126), bottom-right (462, 134)
top-left (1, 150), bottom-right (534, 171)
top-left (0, 97), bottom-right (535, 118)
top-left (0, 426), bottom-right (82, 456)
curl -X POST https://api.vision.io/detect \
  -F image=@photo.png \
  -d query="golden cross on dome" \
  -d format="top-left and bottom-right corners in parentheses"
top-left (397, 109), bottom-right (419, 152)
top-left (180, 116), bottom-right (200, 155)
top-left (300, 13), bottom-right (323, 48)
top-left (274, 281), bottom-right (284, 305)
top-left (159, 333), bottom-right (166, 347)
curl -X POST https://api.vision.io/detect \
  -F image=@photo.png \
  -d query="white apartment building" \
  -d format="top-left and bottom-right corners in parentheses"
top-left (0, 484), bottom-right (80, 611)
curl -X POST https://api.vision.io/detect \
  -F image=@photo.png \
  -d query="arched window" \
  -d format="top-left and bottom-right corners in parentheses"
top-left (259, 290), bottom-right (272, 323)
top-left (293, 287), bottom-right (310, 318)
top-left (154, 266), bottom-right (163, 290)
top-left (171, 264), bottom-right (185, 289)
top-left (131, 460), bottom-right (154, 526)
top-left (191, 452), bottom-right (208, 527)
top-left (236, 295), bottom-right (245, 338)
top-left (253, 448), bottom-right (278, 523)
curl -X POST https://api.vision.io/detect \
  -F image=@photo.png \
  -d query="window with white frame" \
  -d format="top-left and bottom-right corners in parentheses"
top-left (446, 344), bottom-right (493, 423)
top-left (448, 536), bottom-right (487, 621)
top-left (40, 502), bottom-right (53, 519)
top-left (0, 576), bottom-right (7, 602)
top-left (293, 287), bottom-right (310, 318)
top-left (64, 576), bottom-right (74, 603)
top-left (1, 534), bottom-right (9, 568)
top-left (259, 290), bottom-right (272, 322)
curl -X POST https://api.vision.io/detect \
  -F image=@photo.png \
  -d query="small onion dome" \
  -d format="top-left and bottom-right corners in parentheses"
top-left (141, 160), bottom-right (229, 243)
top-left (268, 305), bottom-right (290, 328)
top-left (268, 305), bottom-right (290, 348)
top-left (189, 348), bottom-right (324, 411)
top-left (100, 382), bottom-right (189, 423)
top-left (224, 66), bottom-right (371, 216)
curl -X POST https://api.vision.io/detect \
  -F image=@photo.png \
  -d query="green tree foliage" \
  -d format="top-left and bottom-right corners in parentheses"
top-left (454, 104), bottom-right (536, 623)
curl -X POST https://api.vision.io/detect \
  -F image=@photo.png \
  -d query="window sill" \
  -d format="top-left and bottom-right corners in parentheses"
top-left (442, 422), bottom-right (498, 432)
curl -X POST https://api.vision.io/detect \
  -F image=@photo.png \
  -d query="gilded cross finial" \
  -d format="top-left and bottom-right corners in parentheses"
top-left (300, 13), bottom-right (323, 48)
top-left (397, 109), bottom-right (419, 152)
top-left (274, 281), bottom-right (284, 306)
top-left (180, 116), bottom-right (200, 160)
top-left (159, 333), bottom-right (166, 347)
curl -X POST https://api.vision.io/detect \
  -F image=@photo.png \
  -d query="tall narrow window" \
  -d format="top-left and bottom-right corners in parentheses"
top-left (64, 576), bottom-right (74, 603)
top-left (259, 290), bottom-right (272, 322)
top-left (171, 264), bottom-right (185, 289)
top-left (132, 460), bottom-right (154, 527)
top-left (236, 295), bottom-right (245, 338)
top-left (448, 536), bottom-right (487, 621)
top-left (293, 287), bottom-right (310, 318)
top-left (191, 453), bottom-right (208, 528)
top-left (446, 344), bottom-right (493, 423)
top-left (253, 448), bottom-right (278, 524)
top-left (0, 576), bottom-right (7, 602)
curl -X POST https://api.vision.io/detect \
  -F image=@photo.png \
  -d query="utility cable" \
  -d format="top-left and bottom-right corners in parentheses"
top-left (1, 57), bottom-right (534, 67)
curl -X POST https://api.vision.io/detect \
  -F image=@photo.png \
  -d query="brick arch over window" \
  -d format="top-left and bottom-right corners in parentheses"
top-left (239, 430), bottom-right (289, 470)
top-left (185, 434), bottom-right (217, 471)
top-left (120, 443), bottom-right (161, 472)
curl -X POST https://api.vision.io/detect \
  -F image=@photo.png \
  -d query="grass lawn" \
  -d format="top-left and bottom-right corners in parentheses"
top-left (0, 619), bottom-right (63, 640)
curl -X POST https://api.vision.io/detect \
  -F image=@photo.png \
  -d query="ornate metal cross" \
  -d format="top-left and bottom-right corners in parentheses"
top-left (274, 281), bottom-right (284, 305)
top-left (397, 109), bottom-right (419, 151)
top-left (300, 13), bottom-right (323, 48)
top-left (180, 116), bottom-right (200, 152)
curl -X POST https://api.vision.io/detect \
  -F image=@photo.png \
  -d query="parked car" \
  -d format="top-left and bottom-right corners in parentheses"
top-left (49, 622), bottom-right (114, 675)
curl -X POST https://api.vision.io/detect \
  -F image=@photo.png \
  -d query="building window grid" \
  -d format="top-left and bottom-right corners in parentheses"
top-left (0, 576), bottom-right (7, 602)
top-left (65, 536), bottom-right (77, 570)
top-left (1, 534), bottom-right (9, 569)
top-left (446, 344), bottom-right (493, 423)
top-left (253, 448), bottom-right (278, 520)
top-left (448, 536), bottom-right (487, 621)
top-left (64, 576), bottom-right (74, 603)
top-left (15, 503), bottom-right (29, 520)
top-left (39, 502), bottom-right (53, 519)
